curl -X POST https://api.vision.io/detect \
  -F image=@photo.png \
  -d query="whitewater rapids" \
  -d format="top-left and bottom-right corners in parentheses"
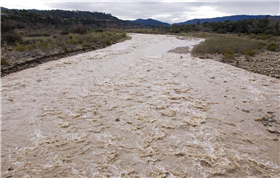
top-left (1, 34), bottom-right (279, 177)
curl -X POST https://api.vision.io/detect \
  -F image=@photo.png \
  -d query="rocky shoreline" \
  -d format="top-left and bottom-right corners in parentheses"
top-left (170, 46), bottom-right (280, 79)
top-left (196, 51), bottom-right (280, 79)
top-left (1, 45), bottom-right (102, 77)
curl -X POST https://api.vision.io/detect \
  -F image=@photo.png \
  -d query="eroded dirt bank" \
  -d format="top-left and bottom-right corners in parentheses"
top-left (1, 34), bottom-right (279, 177)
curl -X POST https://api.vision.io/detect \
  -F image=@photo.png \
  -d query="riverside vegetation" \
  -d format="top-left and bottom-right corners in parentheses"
top-left (1, 8), bottom-right (138, 76)
top-left (1, 8), bottom-right (279, 78)
top-left (170, 16), bottom-right (280, 79)
top-left (189, 35), bottom-right (279, 78)
top-left (1, 26), bottom-right (129, 76)
top-left (127, 16), bottom-right (279, 79)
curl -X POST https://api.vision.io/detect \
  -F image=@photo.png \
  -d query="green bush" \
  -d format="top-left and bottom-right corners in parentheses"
top-left (94, 29), bottom-right (104, 33)
top-left (82, 43), bottom-right (92, 49)
top-left (1, 23), bottom-right (12, 34)
top-left (39, 41), bottom-right (49, 49)
top-left (222, 48), bottom-right (234, 55)
top-left (3, 30), bottom-right (128, 57)
top-left (71, 25), bottom-right (88, 34)
top-left (26, 32), bottom-right (50, 37)
top-left (63, 46), bottom-right (68, 52)
top-left (242, 49), bottom-right (256, 56)
top-left (14, 43), bottom-right (27, 52)
top-left (192, 36), bottom-right (266, 56)
top-left (105, 39), bottom-right (112, 45)
top-left (222, 53), bottom-right (235, 60)
top-left (27, 44), bottom-right (36, 51)
top-left (2, 32), bottom-right (23, 45)
top-left (1, 57), bottom-right (8, 66)
top-left (267, 42), bottom-right (278, 51)
top-left (60, 29), bottom-right (69, 35)
top-left (120, 32), bottom-right (127, 38)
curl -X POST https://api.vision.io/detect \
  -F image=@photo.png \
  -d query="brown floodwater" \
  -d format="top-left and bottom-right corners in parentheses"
top-left (1, 34), bottom-right (279, 177)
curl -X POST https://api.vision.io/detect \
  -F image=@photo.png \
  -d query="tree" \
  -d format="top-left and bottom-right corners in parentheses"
top-left (170, 24), bottom-right (180, 33)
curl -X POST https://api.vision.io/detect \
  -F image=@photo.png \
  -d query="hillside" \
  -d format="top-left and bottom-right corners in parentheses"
top-left (177, 15), bottom-right (280, 25)
top-left (129, 18), bottom-right (170, 27)
top-left (1, 7), bottom-right (141, 29)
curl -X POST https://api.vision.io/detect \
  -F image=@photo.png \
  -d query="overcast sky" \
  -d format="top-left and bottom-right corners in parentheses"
top-left (1, 0), bottom-right (279, 23)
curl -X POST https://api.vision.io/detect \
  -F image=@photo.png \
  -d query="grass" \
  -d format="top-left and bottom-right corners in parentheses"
top-left (191, 36), bottom-right (267, 57)
top-left (9, 31), bottom-right (128, 53)
top-left (267, 42), bottom-right (278, 51)
top-left (179, 32), bottom-right (216, 39)
top-left (125, 29), bottom-right (155, 34)
top-left (2, 30), bottom-right (129, 66)
top-left (14, 42), bottom-right (27, 52)
top-left (1, 57), bottom-right (8, 65)
top-left (26, 32), bottom-right (50, 37)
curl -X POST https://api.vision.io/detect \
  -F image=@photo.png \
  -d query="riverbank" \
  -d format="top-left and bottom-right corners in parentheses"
top-left (171, 35), bottom-right (280, 79)
top-left (1, 32), bottom-right (130, 77)
top-left (193, 51), bottom-right (280, 79)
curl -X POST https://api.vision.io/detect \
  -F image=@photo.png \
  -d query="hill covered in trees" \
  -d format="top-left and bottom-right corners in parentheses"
top-left (129, 18), bottom-right (170, 27)
top-left (177, 15), bottom-right (280, 25)
top-left (169, 16), bottom-right (280, 36)
top-left (1, 7), bottom-right (141, 30)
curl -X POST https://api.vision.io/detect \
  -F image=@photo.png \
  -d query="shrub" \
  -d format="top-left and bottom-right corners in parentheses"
top-left (217, 29), bottom-right (227, 34)
top-left (1, 57), bottom-right (8, 66)
top-left (3, 42), bottom-right (8, 50)
top-left (105, 39), bottom-right (112, 45)
top-left (267, 42), bottom-right (278, 51)
top-left (1, 23), bottom-right (12, 34)
top-left (95, 29), bottom-right (104, 33)
top-left (27, 44), bottom-right (36, 51)
top-left (39, 41), bottom-right (49, 49)
top-left (43, 33), bottom-right (50, 37)
top-left (71, 25), bottom-right (88, 34)
top-left (192, 36), bottom-right (266, 56)
top-left (68, 33), bottom-right (75, 39)
top-left (222, 48), bottom-right (234, 55)
top-left (14, 43), bottom-right (27, 52)
top-left (60, 29), bottom-right (69, 35)
top-left (120, 32), bottom-right (127, 38)
top-left (63, 46), bottom-right (68, 52)
top-left (222, 53), bottom-right (235, 60)
top-left (26, 32), bottom-right (50, 37)
top-left (82, 43), bottom-right (92, 49)
top-left (242, 49), bottom-right (256, 56)
top-left (245, 55), bottom-right (254, 62)
top-left (2, 32), bottom-right (23, 45)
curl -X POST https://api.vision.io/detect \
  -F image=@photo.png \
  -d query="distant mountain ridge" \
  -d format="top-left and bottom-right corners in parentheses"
top-left (2, 6), bottom-right (279, 29)
top-left (177, 15), bottom-right (280, 25)
top-left (129, 18), bottom-right (170, 27)
top-left (125, 15), bottom-right (280, 27)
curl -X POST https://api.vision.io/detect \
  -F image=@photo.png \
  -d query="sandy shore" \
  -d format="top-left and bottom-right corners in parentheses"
top-left (1, 34), bottom-right (279, 177)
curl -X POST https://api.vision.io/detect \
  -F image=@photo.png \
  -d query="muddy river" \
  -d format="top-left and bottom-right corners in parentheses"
top-left (1, 34), bottom-right (279, 177)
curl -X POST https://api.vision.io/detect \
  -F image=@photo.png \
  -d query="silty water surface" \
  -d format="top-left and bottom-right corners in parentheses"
top-left (1, 34), bottom-right (279, 177)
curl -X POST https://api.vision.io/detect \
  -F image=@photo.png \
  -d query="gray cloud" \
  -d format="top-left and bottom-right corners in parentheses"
top-left (5, 1), bottom-right (279, 24)
top-left (213, 1), bottom-right (279, 15)
top-left (45, 1), bottom-right (279, 23)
